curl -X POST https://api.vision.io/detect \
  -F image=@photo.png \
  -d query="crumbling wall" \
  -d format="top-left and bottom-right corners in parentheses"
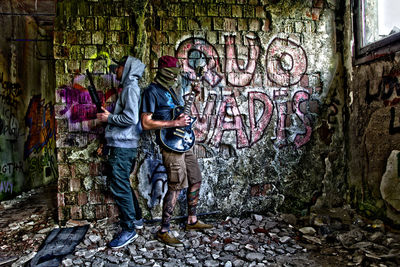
top-left (0, 1), bottom-right (56, 200)
top-left (347, 52), bottom-right (400, 225)
top-left (55, 0), bottom-right (346, 222)
top-left (343, 0), bottom-right (400, 226)
top-left (139, 0), bottom-right (347, 218)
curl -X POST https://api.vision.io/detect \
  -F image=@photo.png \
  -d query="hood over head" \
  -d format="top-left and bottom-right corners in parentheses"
top-left (120, 56), bottom-right (146, 86)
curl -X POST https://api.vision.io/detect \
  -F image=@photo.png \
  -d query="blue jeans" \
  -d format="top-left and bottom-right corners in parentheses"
top-left (107, 147), bottom-right (141, 231)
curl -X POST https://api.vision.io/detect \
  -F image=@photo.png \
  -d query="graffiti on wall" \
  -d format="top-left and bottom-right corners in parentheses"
top-left (175, 35), bottom-right (318, 151)
top-left (22, 94), bottom-right (58, 182)
top-left (24, 95), bottom-right (56, 158)
top-left (366, 74), bottom-right (400, 105)
top-left (0, 179), bottom-right (13, 194)
top-left (58, 37), bottom-right (320, 153)
top-left (0, 73), bottom-right (22, 197)
top-left (1, 161), bottom-right (23, 176)
top-left (57, 80), bottom-right (118, 131)
top-left (0, 163), bottom-right (21, 195)
top-left (266, 38), bottom-right (307, 87)
top-left (0, 72), bottom-right (21, 108)
top-left (328, 102), bottom-right (339, 124)
top-left (0, 74), bottom-right (22, 139)
top-left (365, 68), bottom-right (400, 135)
top-left (177, 38), bottom-right (223, 87)
top-left (58, 84), bottom-right (105, 123)
top-left (26, 137), bottom-right (57, 181)
top-left (57, 52), bottom-right (119, 132)
top-left (390, 107), bottom-right (400, 135)
top-left (0, 55), bottom-right (57, 198)
top-left (0, 101), bottom-right (20, 139)
top-left (225, 35), bottom-right (260, 87)
top-left (145, 158), bottom-right (168, 208)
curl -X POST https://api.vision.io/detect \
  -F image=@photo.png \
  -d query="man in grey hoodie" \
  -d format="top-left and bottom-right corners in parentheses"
top-left (97, 55), bottom-right (145, 249)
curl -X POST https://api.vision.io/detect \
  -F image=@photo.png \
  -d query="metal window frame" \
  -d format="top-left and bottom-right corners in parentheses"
top-left (352, 0), bottom-right (400, 65)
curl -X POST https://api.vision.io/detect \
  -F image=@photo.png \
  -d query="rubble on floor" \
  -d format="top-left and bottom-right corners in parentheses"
top-left (0, 187), bottom-right (400, 266)
top-left (0, 187), bottom-right (57, 266)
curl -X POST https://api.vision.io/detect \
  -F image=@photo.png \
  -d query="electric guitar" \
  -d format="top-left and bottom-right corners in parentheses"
top-left (158, 84), bottom-right (198, 153)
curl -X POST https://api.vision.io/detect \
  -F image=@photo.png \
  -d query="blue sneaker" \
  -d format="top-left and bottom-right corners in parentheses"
top-left (134, 219), bottom-right (144, 230)
top-left (108, 230), bottom-right (138, 249)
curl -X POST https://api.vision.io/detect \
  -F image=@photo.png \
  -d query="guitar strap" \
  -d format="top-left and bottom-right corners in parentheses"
top-left (164, 86), bottom-right (183, 108)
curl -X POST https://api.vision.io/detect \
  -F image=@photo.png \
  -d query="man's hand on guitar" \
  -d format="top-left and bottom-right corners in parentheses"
top-left (97, 107), bottom-right (110, 122)
top-left (174, 113), bottom-right (191, 127)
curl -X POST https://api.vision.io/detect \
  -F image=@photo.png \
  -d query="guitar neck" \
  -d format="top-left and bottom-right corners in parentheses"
top-left (183, 91), bottom-right (196, 115)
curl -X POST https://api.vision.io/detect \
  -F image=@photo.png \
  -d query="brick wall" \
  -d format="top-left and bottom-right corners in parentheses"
top-left (54, 0), bottom-right (346, 222)
top-left (140, 0), bottom-right (344, 217)
top-left (54, 0), bottom-right (142, 223)
top-left (149, 0), bottom-right (274, 68)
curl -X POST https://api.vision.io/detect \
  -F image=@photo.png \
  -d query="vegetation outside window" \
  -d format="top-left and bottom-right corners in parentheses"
top-left (353, 0), bottom-right (400, 64)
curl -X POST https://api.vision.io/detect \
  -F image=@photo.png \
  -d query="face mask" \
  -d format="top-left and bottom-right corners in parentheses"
top-left (154, 67), bottom-right (180, 89)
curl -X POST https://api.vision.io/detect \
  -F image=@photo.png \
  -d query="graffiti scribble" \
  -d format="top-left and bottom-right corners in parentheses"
top-left (0, 180), bottom-right (13, 194)
top-left (24, 95), bottom-right (56, 159)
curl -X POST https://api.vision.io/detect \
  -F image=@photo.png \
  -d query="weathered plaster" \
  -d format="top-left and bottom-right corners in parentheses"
top-left (0, 1), bottom-right (57, 200)
top-left (54, 0), bottom-right (348, 222)
top-left (345, 0), bottom-right (400, 224)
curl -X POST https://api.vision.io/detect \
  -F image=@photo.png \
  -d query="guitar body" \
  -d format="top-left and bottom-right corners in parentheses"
top-left (158, 106), bottom-right (197, 152)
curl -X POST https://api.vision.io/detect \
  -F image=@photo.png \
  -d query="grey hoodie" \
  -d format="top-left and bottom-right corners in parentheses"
top-left (105, 56), bottom-right (145, 148)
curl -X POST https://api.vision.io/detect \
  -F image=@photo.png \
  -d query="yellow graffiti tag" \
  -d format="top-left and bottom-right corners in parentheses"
top-left (86, 51), bottom-right (112, 73)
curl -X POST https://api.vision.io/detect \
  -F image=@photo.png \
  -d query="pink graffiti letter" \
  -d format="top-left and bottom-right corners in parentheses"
top-left (248, 91), bottom-right (274, 146)
top-left (191, 93), bottom-right (218, 142)
top-left (266, 38), bottom-right (307, 87)
top-left (211, 93), bottom-right (249, 148)
top-left (176, 38), bottom-right (222, 87)
top-left (274, 101), bottom-right (288, 148)
top-left (225, 35), bottom-right (260, 87)
top-left (293, 91), bottom-right (312, 148)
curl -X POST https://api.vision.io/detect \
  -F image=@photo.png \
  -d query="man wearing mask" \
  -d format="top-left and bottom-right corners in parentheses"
top-left (97, 55), bottom-right (145, 249)
top-left (140, 55), bottom-right (212, 247)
